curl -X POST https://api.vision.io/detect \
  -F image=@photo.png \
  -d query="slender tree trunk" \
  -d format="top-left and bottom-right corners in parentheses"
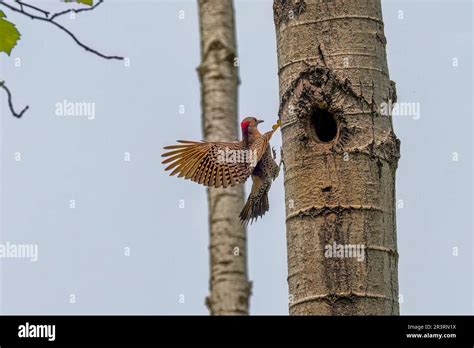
top-left (274, 0), bottom-right (400, 315)
top-left (197, 0), bottom-right (251, 315)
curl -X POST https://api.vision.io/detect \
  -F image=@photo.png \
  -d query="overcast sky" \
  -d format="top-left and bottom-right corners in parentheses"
top-left (0, 0), bottom-right (472, 314)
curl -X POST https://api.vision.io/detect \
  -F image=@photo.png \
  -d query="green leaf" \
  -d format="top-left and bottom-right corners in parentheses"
top-left (65, 0), bottom-right (94, 5)
top-left (0, 10), bottom-right (21, 56)
top-left (77, 0), bottom-right (94, 5)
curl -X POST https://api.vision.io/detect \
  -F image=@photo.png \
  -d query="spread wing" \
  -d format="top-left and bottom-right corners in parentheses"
top-left (162, 131), bottom-right (277, 189)
top-left (162, 140), bottom-right (250, 188)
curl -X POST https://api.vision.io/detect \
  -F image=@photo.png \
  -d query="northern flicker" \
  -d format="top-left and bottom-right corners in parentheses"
top-left (162, 117), bottom-right (280, 225)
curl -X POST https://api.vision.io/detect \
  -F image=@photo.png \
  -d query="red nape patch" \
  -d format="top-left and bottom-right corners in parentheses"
top-left (240, 120), bottom-right (250, 130)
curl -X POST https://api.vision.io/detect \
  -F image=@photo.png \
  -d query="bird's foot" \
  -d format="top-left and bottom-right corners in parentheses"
top-left (279, 147), bottom-right (285, 170)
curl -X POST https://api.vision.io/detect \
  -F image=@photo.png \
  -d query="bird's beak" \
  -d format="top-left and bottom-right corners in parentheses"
top-left (257, 119), bottom-right (264, 124)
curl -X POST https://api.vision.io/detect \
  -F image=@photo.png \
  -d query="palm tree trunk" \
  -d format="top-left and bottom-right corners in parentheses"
top-left (198, 0), bottom-right (251, 315)
top-left (273, 0), bottom-right (400, 315)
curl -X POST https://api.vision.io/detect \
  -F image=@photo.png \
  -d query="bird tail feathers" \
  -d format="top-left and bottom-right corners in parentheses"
top-left (239, 191), bottom-right (269, 226)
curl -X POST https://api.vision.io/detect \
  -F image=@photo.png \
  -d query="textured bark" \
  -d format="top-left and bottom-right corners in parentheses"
top-left (274, 0), bottom-right (400, 315)
top-left (198, 0), bottom-right (251, 315)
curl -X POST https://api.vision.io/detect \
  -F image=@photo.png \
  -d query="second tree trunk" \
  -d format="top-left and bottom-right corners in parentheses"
top-left (198, 0), bottom-right (251, 315)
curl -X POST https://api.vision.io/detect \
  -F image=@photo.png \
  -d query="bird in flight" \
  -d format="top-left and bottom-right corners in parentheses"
top-left (162, 117), bottom-right (281, 225)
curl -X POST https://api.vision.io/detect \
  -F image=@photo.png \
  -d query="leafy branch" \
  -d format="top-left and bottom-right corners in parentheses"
top-left (0, 0), bottom-right (124, 118)
top-left (50, 0), bottom-right (104, 20)
top-left (0, 0), bottom-right (123, 60)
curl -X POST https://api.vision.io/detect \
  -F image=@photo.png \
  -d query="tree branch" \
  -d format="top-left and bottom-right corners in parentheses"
top-left (14, 0), bottom-right (49, 17)
top-left (0, 0), bottom-right (124, 118)
top-left (0, 80), bottom-right (29, 118)
top-left (0, 0), bottom-right (124, 60)
top-left (50, 0), bottom-right (103, 20)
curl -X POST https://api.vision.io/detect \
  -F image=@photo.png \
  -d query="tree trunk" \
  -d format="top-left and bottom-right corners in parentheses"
top-left (274, 0), bottom-right (400, 315)
top-left (198, 0), bottom-right (251, 315)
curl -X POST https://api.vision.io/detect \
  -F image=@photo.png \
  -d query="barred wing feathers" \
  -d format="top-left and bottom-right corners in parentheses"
top-left (162, 130), bottom-right (277, 189)
top-left (162, 140), bottom-right (250, 188)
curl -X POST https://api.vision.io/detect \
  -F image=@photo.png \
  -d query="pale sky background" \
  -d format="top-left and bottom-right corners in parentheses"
top-left (0, 0), bottom-right (472, 315)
